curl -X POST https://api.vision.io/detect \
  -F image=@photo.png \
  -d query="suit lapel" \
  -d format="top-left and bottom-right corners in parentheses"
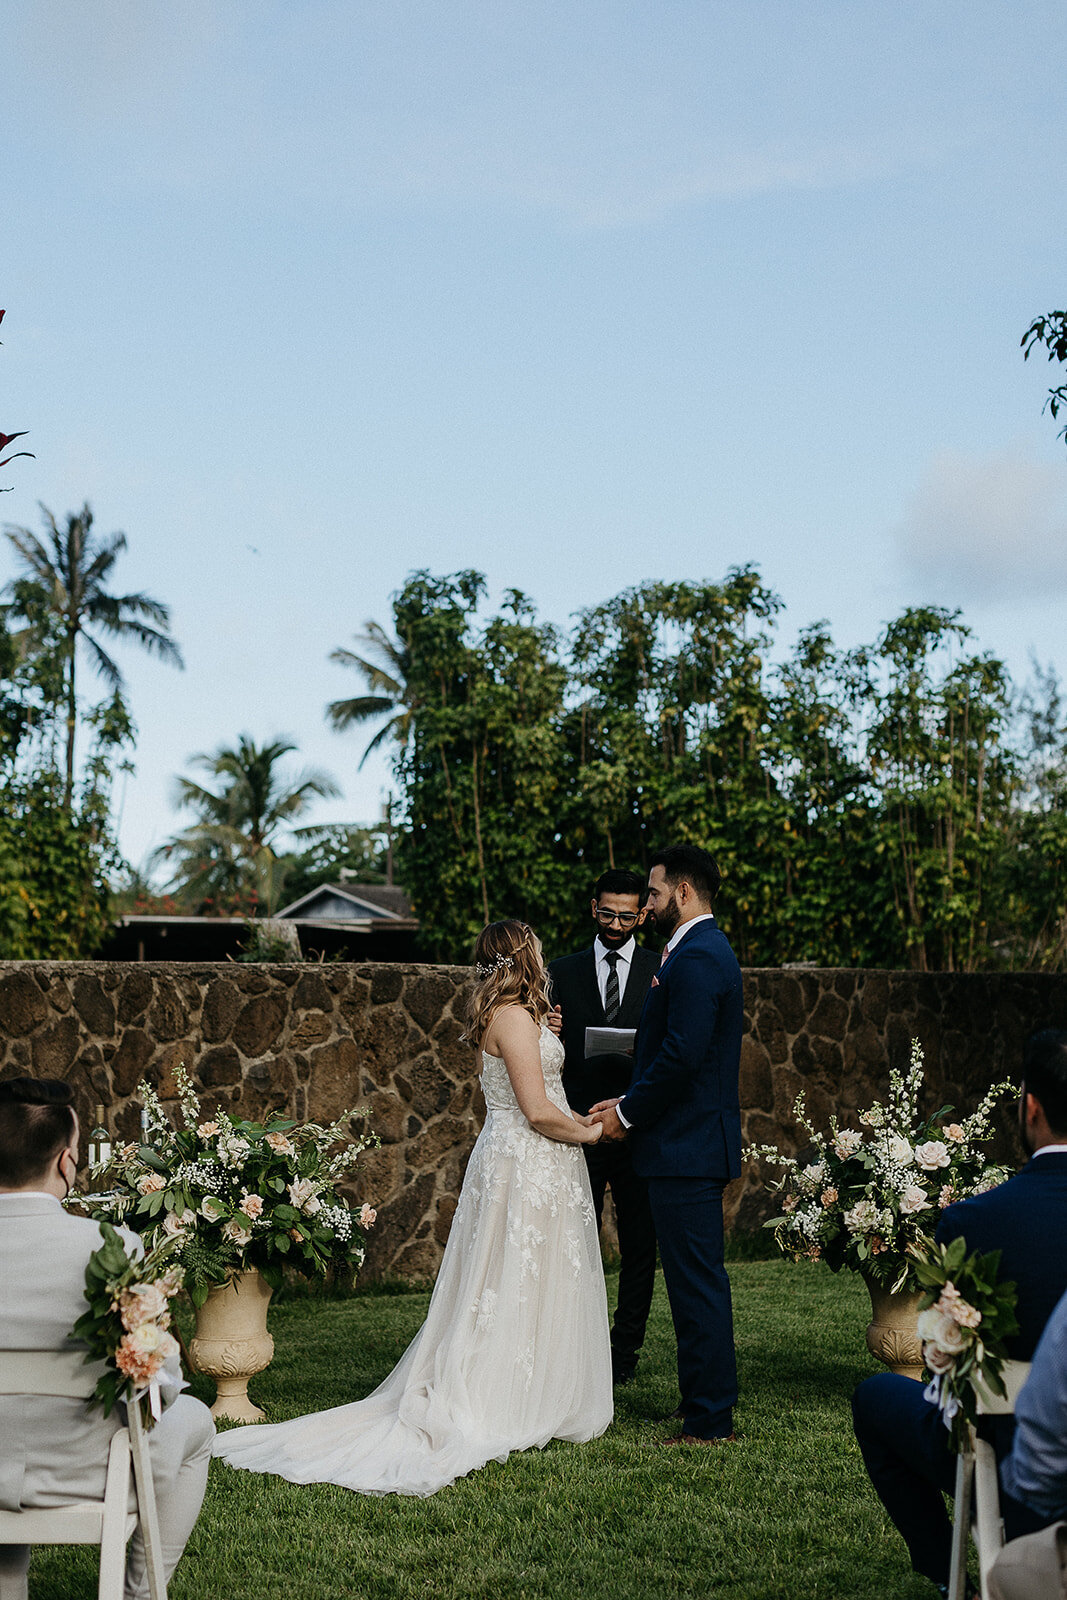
top-left (619, 949), bottom-right (655, 1026)
top-left (580, 946), bottom-right (604, 1022)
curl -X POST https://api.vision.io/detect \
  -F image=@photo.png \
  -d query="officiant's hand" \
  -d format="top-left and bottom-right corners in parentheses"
top-left (546, 1005), bottom-right (563, 1037)
top-left (589, 1098), bottom-right (627, 1142)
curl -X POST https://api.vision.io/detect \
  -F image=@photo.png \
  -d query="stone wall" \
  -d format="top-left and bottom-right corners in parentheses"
top-left (2, 961), bottom-right (1065, 1280)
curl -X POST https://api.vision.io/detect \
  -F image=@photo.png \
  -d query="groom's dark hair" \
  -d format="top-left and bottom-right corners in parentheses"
top-left (650, 844), bottom-right (721, 906)
top-left (592, 869), bottom-right (646, 902)
top-left (0, 1076), bottom-right (77, 1187)
top-left (1022, 1030), bottom-right (1067, 1137)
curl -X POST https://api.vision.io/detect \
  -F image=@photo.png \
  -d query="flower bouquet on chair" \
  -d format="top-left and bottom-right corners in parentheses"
top-left (912, 1235), bottom-right (1020, 1451)
top-left (71, 1222), bottom-right (185, 1429)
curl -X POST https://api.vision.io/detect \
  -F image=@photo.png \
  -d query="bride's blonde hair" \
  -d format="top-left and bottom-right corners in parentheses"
top-left (464, 920), bottom-right (552, 1048)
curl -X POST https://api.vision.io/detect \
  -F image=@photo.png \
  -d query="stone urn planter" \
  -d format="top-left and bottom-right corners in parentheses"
top-left (863, 1276), bottom-right (925, 1380)
top-left (189, 1269), bottom-right (275, 1422)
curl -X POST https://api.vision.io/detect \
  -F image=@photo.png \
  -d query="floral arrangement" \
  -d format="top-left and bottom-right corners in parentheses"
top-left (86, 1066), bottom-right (378, 1305)
top-left (71, 1221), bottom-right (184, 1428)
top-left (749, 1041), bottom-right (1013, 1291)
top-left (913, 1236), bottom-right (1020, 1450)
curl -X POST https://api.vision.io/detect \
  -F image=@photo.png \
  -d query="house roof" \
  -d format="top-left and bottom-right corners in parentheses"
top-left (274, 882), bottom-right (417, 926)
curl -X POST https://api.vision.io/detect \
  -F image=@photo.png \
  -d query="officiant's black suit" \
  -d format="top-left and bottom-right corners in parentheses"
top-left (548, 941), bottom-right (660, 1379)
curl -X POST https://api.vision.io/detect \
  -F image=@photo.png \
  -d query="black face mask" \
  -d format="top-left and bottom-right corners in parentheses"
top-left (58, 1152), bottom-right (73, 1200)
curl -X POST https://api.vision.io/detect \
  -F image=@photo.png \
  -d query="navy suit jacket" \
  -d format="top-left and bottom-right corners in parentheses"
top-left (620, 917), bottom-right (743, 1181)
top-left (935, 1151), bottom-right (1067, 1360)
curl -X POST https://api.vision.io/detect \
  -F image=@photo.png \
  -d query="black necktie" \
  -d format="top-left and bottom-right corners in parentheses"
top-left (603, 951), bottom-right (621, 1023)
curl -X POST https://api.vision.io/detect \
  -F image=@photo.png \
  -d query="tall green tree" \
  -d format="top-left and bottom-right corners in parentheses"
top-left (3, 502), bottom-right (183, 806)
top-left (156, 735), bottom-right (340, 914)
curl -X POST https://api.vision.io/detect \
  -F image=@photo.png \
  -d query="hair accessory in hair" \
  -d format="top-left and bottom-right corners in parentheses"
top-left (475, 953), bottom-right (515, 979)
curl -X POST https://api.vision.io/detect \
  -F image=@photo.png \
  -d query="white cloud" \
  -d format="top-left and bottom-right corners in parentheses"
top-left (896, 449), bottom-right (1067, 601)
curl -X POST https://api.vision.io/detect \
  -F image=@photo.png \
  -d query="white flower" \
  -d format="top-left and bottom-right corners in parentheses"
top-left (800, 1162), bottom-right (826, 1191)
top-left (199, 1196), bottom-right (226, 1222)
top-left (888, 1136), bottom-right (914, 1168)
top-left (916, 1307), bottom-right (966, 1354)
top-left (137, 1173), bottom-right (166, 1195)
top-left (898, 1184), bottom-right (928, 1216)
top-left (221, 1217), bottom-right (253, 1246)
top-left (162, 1208), bottom-right (195, 1237)
top-left (844, 1199), bottom-right (879, 1234)
top-left (127, 1322), bottom-right (179, 1362)
top-left (832, 1129), bottom-right (864, 1160)
top-left (358, 1204), bottom-right (377, 1228)
top-left (288, 1178), bottom-right (322, 1215)
top-left (915, 1140), bottom-right (951, 1172)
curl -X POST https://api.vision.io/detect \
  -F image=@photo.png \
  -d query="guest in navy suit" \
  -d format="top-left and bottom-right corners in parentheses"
top-left (591, 844), bottom-right (743, 1444)
top-left (852, 1030), bottom-right (1067, 1598)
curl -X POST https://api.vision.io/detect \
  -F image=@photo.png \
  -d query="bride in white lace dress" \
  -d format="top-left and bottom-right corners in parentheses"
top-left (214, 919), bottom-right (613, 1497)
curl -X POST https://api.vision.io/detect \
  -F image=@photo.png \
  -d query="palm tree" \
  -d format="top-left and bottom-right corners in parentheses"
top-left (326, 621), bottom-right (412, 767)
top-left (3, 503), bottom-right (183, 805)
top-left (155, 735), bottom-right (340, 914)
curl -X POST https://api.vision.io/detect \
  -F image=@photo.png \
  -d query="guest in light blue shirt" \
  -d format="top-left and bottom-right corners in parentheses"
top-left (1002, 1283), bottom-right (1067, 1521)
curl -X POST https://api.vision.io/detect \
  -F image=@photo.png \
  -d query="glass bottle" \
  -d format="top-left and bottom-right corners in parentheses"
top-left (87, 1103), bottom-right (112, 1168)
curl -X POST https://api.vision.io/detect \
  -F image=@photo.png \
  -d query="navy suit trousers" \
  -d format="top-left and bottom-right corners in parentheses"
top-left (851, 1374), bottom-right (1048, 1586)
top-left (646, 1177), bottom-right (737, 1438)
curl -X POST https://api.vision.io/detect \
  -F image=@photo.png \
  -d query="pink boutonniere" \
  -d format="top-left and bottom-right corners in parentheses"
top-left (650, 974), bottom-right (660, 988)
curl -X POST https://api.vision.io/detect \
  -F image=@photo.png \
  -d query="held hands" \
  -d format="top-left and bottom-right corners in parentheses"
top-left (588, 1098), bottom-right (627, 1142)
top-left (574, 1113), bottom-right (603, 1145)
top-left (545, 1005), bottom-right (563, 1037)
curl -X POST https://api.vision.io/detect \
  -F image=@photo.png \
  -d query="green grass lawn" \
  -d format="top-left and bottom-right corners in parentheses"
top-left (30, 1262), bottom-right (946, 1600)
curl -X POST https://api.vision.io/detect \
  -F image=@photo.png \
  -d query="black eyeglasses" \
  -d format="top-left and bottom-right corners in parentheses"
top-left (593, 907), bottom-right (640, 929)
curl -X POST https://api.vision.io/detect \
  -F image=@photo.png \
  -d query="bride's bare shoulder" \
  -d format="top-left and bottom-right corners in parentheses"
top-left (481, 1004), bottom-right (540, 1056)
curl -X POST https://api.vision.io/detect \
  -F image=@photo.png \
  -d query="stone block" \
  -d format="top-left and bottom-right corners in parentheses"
top-left (117, 970), bottom-right (154, 1026)
top-left (293, 972), bottom-right (333, 1012)
top-left (808, 990), bottom-right (849, 1041)
top-left (46, 979), bottom-right (73, 1015)
top-left (31, 1016), bottom-right (81, 1078)
top-left (434, 1194), bottom-right (457, 1246)
top-left (370, 967), bottom-right (404, 1005)
top-left (306, 1036), bottom-right (363, 1122)
top-left (72, 974), bottom-right (115, 1038)
top-left (233, 994), bottom-right (287, 1058)
top-left (405, 971), bottom-right (458, 1035)
top-left (408, 1117), bottom-right (473, 1170)
top-left (364, 1089), bottom-right (406, 1144)
top-left (739, 1036), bottom-right (774, 1111)
top-left (409, 1055), bottom-right (453, 1119)
top-left (147, 979), bottom-right (190, 1044)
top-left (0, 971), bottom-right (49, 1036)
top-left (199, 1045), bottom-right (242, 1089)
top-left (288, 1012), bottom-right (331, 1049)
top-left (202, 978), bottom-right (239, 1043)
top-left (111, 1028), bottom-right (155, 1094)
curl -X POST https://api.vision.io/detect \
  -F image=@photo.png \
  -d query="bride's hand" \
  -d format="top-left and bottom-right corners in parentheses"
top-left (581, 1116), bottom-right (603, 1144)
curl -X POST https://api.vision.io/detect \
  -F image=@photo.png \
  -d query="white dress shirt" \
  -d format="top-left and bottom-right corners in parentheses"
top-left (594, 934), bottom-right (636, 1008)
top-left (616, 915), bottom-right (716, 1129)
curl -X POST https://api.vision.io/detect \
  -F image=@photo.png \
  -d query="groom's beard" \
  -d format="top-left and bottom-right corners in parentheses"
top-left (652, 893), bottom-right (681, 940)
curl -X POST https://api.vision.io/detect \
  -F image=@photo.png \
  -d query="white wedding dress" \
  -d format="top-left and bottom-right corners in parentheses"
top-left (213, 1025), bottom-right (613, 1496)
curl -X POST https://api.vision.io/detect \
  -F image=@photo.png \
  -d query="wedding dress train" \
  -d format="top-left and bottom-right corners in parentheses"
top-left (213, 1025), bottom-right (613, 1496)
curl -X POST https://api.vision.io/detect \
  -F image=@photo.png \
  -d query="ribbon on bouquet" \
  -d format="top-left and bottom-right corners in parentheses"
top-left (922, 1371), bottom-right (961, 1429)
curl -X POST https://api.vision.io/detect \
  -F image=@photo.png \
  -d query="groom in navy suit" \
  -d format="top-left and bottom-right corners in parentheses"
top-left (591, 844), bottom-right (744, 1444)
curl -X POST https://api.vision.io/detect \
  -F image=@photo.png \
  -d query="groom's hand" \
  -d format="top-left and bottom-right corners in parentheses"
top-left (589, 1098), bottom-right (626, 1142)
top-left (546, 1005), bottom-right (563, 1037)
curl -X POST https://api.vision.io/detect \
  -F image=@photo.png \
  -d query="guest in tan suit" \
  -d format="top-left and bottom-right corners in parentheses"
top-left (0, 1077), bottom-right (214, 1600)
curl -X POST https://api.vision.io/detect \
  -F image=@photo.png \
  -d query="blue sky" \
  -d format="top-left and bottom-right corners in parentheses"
top-left (4, 1), bottom-right (1067, 874)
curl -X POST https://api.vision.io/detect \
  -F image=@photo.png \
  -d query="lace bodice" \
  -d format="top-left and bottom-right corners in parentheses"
top-left (480, 1024), bottom-right (568, 1116)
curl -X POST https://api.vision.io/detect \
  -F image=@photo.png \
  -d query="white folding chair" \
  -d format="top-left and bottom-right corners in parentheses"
top-left (0, 1350), bottom-right (166, 1600)
top-left (948, 1359), bottom-right (1033, 1600)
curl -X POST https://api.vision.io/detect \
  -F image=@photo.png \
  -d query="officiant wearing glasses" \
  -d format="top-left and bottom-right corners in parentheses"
top-left (548, 870), bottom-right (660, 1385)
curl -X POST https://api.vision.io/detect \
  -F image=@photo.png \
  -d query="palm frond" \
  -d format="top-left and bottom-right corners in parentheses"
top-left (325, 693), bottom-right (398, 731)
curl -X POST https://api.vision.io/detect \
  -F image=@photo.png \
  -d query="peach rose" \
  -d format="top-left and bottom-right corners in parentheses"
top-left (265, 1132), bottom-right (294, 1155)
top-left (136, 1173), bottom-right (165, 1196)
top-left (239, 1194), bottom-right (265, 1220)
top-left (197, 1121), bottom-right (220, 1139)
top-left (359, 1204), bottom-right (377, 1228)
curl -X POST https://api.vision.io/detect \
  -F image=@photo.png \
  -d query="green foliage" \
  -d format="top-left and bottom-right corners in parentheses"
top-left (388, 569), bottom-right (1067, 969)
top-left (912, 1236), bottom-right (1021, 1450)
top-left (279, 824), bottom-right (388, 905)
top-left (1022, 308), bottom-right (1067, 444)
